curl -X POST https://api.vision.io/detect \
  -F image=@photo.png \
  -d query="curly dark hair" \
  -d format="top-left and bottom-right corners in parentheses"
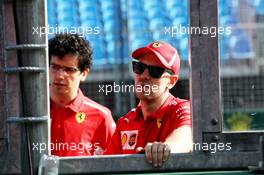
top-left (49, 33), bottom-right (92, 71)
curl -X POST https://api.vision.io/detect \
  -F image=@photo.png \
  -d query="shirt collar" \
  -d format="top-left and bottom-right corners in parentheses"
top-left (50, 89), bottom-right (84, 113)
top-left (134, 93), bottom-right (174, 121)
top-left (66, 89), bottom-right (84, 112)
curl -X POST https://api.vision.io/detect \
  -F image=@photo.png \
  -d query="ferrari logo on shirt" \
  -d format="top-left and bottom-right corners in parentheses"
top-left (152, 42), bottom-right (162, 48)
top-left (120, 130), bottom-right (138, 150)
top-left (76, 112), bottom-right (85, 123)
top-left (157, 118), bottom-right (163, 128)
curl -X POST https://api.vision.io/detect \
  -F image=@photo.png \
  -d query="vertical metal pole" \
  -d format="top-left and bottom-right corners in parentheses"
top-left (190, 0), bottom-right (221, 146)
top-left (199, 0), bottom-right (221, 133)
top-left (0, 0), bottom-right (7, 162)
top-left (260, 136), bottom-right (264, 168)
top-left (13, 0), bottom-right (48, 174)
top-left (189, 0), bottom-right (203, 148)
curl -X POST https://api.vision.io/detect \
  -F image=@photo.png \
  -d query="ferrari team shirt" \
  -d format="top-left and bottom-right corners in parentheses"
top-left (50, 89), bottom-right (116, 156)
top-left (105, 94), bottom-right (191, 154)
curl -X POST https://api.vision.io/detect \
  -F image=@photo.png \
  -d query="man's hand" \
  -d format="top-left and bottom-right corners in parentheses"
top-left (136, 142), bottom-right (171, 168)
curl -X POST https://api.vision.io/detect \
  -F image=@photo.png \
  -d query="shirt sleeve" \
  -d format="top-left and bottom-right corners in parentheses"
top-left (104, 119), bottom-right (122, 155)
top-left (94, 110), bottom-right (116, 153)
top-left (172, 100), bottom-right (191, 129)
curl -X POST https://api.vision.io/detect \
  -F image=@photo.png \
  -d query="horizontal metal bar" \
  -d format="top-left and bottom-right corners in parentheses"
top-left (1, 67), bottom-right (46, 73)
top-left (203, 132), bottom-right (264, 153)
top-left (5, 44), bottom-right (46, 50)
top-left (6, 116), bottom-right (49, 123)
top-left (59, 152), bottom-right (259, 174)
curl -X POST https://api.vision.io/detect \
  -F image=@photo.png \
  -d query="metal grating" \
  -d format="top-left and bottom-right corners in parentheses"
top-left (221, 76), bottom-right (264, 110)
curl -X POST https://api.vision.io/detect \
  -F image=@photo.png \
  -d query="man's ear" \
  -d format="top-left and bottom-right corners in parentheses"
top-left (80, 68), bottom-right (89, 82)
top-left (168, 75), bottom-right (178, 89)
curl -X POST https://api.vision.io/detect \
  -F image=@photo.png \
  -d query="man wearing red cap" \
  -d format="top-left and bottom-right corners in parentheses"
top-left (105, 41), bottom-right (192, 167)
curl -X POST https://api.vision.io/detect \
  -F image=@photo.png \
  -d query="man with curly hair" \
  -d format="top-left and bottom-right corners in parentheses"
top-left (49, 33), bottom-right (115, 156)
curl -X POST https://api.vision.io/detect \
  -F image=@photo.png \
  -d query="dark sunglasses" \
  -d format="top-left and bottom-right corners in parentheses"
top-left (132, 61), bottom-right (174, 78)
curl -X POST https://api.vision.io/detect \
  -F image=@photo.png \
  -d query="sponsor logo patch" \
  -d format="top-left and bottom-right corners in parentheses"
top-left (120, 130), bottom-right (138, 150)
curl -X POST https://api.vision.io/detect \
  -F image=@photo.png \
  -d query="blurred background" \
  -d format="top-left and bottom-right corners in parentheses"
top-left (218, 0), bottom-right (264, 131)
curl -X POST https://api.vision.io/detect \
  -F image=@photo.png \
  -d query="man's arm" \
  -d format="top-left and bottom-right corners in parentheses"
top-left (94, 111), bottom-right (116, 155)
top-left (165, 125), bottom-right (193, 153)
top-left (104, 118), bottom-right (124, 155)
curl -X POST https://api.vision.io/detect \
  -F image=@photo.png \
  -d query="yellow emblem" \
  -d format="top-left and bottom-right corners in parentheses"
top-left (157, 118), bottom-right (163, 128)
top-left (76, 112), bottom-right (85, 123)
top-left (121, 133), bottom-right (128, 147)
top-left (152, 42), bottom-right (162, 48)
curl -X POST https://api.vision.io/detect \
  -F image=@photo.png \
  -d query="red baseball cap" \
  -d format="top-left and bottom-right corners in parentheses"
top-left (131, 41), bottom-right (180, 74)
